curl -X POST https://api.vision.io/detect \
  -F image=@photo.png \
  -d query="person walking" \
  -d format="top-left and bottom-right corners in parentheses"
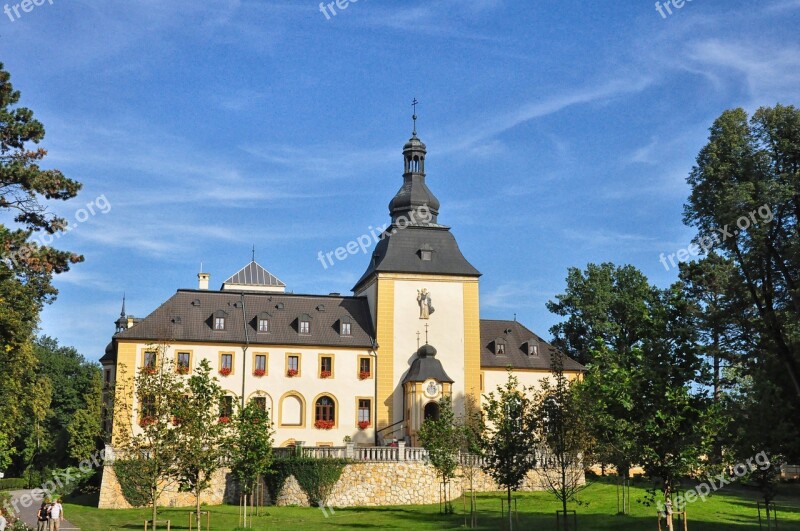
top-left (37, 500), bottom-right (50, 531)
top-left (0, 508), bottom-right (7, 531)
top-left (48, 498), bottom-right (64, 531)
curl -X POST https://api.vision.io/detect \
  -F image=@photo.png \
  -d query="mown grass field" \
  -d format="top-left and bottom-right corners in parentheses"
top-left (63, 477), bottom-right (800, 530)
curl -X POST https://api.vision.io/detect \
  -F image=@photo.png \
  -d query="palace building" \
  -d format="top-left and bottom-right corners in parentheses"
top-left (99, 120), bottom-right (584, 451)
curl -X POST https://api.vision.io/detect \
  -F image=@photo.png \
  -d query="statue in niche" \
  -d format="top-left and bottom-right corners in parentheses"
top-left (417, 288), bottom-right (434, 319)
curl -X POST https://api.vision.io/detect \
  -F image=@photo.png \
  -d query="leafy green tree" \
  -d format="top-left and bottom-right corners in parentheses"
top-left (418, 396), bottom-right (462, 514)
top-left (532, 351), bottom-right (591, 529)
top-left (684, 105), bottom-right (800, 403)
top-left (174, 359), bottom-right (230, 523)
top-left (634, 285), bottom-right (707, 505)
top-left (0, 62), bottom-right (83, 463)
top-left (481, 371), bottom-right (537, 531)
top-left (113, 343), bottom-right (187, 529)
top-left (227, 401), bottom-right (273, 527)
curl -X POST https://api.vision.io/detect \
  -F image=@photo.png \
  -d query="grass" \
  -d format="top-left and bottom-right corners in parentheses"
top-left (62, 477), bottom-right (800, 530)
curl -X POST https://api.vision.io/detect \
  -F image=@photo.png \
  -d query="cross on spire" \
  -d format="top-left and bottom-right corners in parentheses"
top-left (416, 330), bottom-right (421, 350)
top-left (424, 323), bottom-right (429, 344)
top-left (251, 245), bottom-right (256, 262)
top-left (411, 98), bottom-right (419, 135)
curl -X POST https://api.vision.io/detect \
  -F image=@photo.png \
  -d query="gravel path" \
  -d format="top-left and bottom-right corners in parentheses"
top-left (7, 490), bottom-right (80, 530)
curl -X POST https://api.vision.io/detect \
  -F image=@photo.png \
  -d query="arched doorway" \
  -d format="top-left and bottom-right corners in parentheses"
top-left (424, 401), bottom-right (440, 421)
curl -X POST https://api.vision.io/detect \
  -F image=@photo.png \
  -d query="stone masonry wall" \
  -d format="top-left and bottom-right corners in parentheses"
top-left (99, 460), bottom-right (584, 509)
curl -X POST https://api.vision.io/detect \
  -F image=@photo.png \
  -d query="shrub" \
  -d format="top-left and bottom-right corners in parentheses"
top-left (265, 458), bottom-right (348, 507)
top-left (0, 477), bottom-right (27, 490)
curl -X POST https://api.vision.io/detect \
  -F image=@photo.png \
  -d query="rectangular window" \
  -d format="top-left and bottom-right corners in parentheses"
top-left (252, 396), bottom-right (267, 412)
top-left (359, 357), bottom-right (371, 377)
top-left (219, 396), bottom-right (233, 419)
top-left (341, 322), bottom-right (351, 336)
top-left (214, 317), bottom-right (225, 330)
top-left (105, 370), bottom-right (111, 383)
top-left (144, 351), bottom-right (156, 369)
top-left (258, 319), bottom-right (269, 332)
top-left (358, 399), bottom-right (371, 423)
top-left (255, 354), bottom-right (267, 372)
top-left (299, 320), bottom-right (310, 334)
top-left (320, 356), bottom-right (332, 373)
top-left (496, 343), bottom-right (505, 355)
top-left (221, 353), bottom-right (233, 370)
top-left (177, 352), bottom-right (190, 372)
top-left (288, 355), bottom-right (299, 372)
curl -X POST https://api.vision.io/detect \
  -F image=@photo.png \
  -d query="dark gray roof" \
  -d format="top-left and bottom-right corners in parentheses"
top-left (353, 225), bottom-right (480, 291)
top-left (480, 320), bottom-right (585, 372)
top-left (223, 261), bottom-right (285, 288)
top-left (116, 290), bottom-right (375, 348)
top-left (402, 344), bottom-right (455, 384)
top-left (101, 341), bottom-right (116, 364)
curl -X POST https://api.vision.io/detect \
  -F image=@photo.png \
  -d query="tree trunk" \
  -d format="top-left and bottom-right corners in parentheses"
top-left (507, 486), bottom-right (512, 531)
top-left (196, 482), bottom-right (201, 530)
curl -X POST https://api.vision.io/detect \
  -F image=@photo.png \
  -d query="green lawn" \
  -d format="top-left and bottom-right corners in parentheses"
top-left (64, 478), bottom-right (800, 530)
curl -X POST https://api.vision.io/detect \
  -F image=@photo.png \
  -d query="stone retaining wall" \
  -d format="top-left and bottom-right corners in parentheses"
top-left (98, 460), bottom-right (584, 509)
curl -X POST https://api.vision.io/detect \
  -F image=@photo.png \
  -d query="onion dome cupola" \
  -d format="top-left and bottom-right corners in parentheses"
top-left (388, 104), bottom-right (440, 226)
top-left (353, 101), bottom-right (480, 293)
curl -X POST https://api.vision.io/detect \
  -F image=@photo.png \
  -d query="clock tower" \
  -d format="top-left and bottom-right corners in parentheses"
top-left (353, 113), bottom-right (481, 442)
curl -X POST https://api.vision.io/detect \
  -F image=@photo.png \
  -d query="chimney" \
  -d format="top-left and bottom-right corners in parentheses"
top-left (126, 316), bottom-right (135, 329)
top-left (198, 272), bottom-right (210, 290)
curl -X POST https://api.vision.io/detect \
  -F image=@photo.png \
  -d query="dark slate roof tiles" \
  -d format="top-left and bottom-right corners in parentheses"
top-left (479, 319), bottom-right (585, 372)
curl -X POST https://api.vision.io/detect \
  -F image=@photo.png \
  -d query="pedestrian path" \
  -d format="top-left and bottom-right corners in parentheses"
top-left (7, 490), bottom-right (80, 530)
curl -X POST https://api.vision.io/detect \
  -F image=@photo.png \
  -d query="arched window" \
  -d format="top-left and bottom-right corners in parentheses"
top-left (315, 396), bottom-right (335, 422)
top-left (424, 401), bottom-right (440, 421)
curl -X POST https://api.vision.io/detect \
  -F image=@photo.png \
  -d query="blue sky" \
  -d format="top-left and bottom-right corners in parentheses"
top-left (2, 0), bottom-right (799, 361)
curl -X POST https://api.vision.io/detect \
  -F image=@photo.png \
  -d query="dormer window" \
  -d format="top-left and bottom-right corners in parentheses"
top-left (529, 344), bottom-right (539, 357)
top-left (418, 244), bottom-right (433, 261)
top-left (340, 317), bottom-right (352, 336)
top-left (494, 338), bottom-right (506, 355)
top-left (212, 310), bottom-right (228, 330)
top-left (299, 314), bottom-right (311, 334)
top-left (257, 312), bottom-right (271, 333)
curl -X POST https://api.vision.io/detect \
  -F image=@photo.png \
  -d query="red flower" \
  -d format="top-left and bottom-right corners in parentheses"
top-left (320, 370), bottom-right (332, 379)
top-left (144, 367), bottom-right (156, 375)
top-left (177, 365), bottom-right (190, 375)
top-left (219, 416), bottom-right (231, 424)
top-left (314, 420), bottom-right (334, 430)
top-left (219, 367), bottom-right (232, 376)
top-left (358, 420), bottom-right (371, 430)
top-left (172, 417), bottom-right (182, 426)
top-left (359, 371), bottom-right (371, 380)
top-left (253, 368), bottom-right (266, 377)
top-left (139, 416), bottom-right (156, 427)
top-left (287, 369), bottom-right (298, 377)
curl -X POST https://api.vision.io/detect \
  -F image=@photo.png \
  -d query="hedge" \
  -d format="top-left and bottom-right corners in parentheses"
top-left (0, 477), bottom-right (28, 490)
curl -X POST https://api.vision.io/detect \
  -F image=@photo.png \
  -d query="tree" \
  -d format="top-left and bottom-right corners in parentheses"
top-left (174, 360), bottom-right (230, 524)
top-left (113, 343), bottom-right (187, 530)
top-left (532, 351), bottom-right (591, 530)
top-left (418, 396), bottom-right (462, 514)
top-left (0, 62), bottom-right (83, 464)
top-left (634, 285), bottom-right (707, 507)
top-left (684, 105), bottom-right (800, 403)
top-left (481, 371), bottom-right (537, 531)
top-left (227, 401), bottom-right (273, 528)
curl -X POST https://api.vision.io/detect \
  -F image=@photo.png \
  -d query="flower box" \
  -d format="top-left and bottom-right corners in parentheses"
top-left (144, 367), bottom-right (157, 375)
top-left (320, 370), bottom-right (332, 379)
top-left (314, 420), bottom-right (334, 430)
top-left (358, 420), bottom-right (371, 430)
top-left (219, 416), bottom-right (231, 424)
top-left (177, 366), bottom-right (190, 375)
top-left (139, 416), bottom-right (155, 427)
top-left (358, 371), bottom-right (371, 380)
top-left (219, 367), bottom-right (232, 376)
top-left (253, 368), bottom-right (266, 377)
top-left (287, 369), bottom-right (298, 377)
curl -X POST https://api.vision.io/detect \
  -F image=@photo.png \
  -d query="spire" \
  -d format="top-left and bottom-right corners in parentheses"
top-left (388, 99), bottom-right (440, 225)
top-left (412, 97), bottom-right (418, 136)
top-left (115, 293), bottom-right (128, 334)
